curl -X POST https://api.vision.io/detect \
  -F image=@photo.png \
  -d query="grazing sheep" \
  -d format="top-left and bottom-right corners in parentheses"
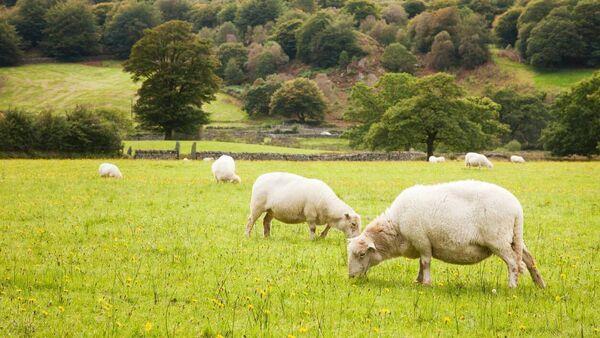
top-left (183, 157), bottom-right (190, 162)
top-left (347, 180), bottom-right (545, 288)
top-left (428, 156), bottom-right (445, 163)
top-left (203, 157), bottom-right (214, 162)
top-left (465, 152), bottom-right (493, 168)
top-left (211, 155), bottom-right (241, 183)
top-left (98, 163), bottom-right (123, 179)
top-left (510, 155), bottom-right (525, 163)
top-left (245, 172), bottom-right (361, 239)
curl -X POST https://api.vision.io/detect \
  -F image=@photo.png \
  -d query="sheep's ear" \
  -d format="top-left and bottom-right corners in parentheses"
top-left (367, 242), bottom-right (376, 252)
top-left (345, 213), bottom-right (351, 219)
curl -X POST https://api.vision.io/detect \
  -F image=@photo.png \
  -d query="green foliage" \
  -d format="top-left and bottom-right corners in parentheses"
top-left (155, 0), bottom-right (193, 22)
top-left (294, 0), bottom-right (317, 13)
top-left (0, 19), bottom-right (23, 66)
top-left (573, 0), bottom-right (600, 67)
top-left (10, 0), bottom-right (50, 48)
top-left (504, 139), bottom-right (521, 151)
top-left (381, 43), bottom-right (417, 73)
top-left (317, 0), bottom-right (344, 8)
top-left (338, 50), bottom-right (350, 68)
top-left (273, 18), bottom-right (303, 58)
top-left (458, 34), bottom-right (490, 69)
top-left (235, 0), bottom-right (283, 29)
top-left (91, 2), bottom-right (114, 27)
top-left (346, 73), bottom-right (507, 157)
top-left (104, 1), bottom-right (161, 58)
top-left (246, 42), bottom-right (289, 80)
top-left (493, 7), bottom-right (522, 47)
top-left (243, 76), bottom-right (283, 117)
top-left (0, 109), bottom-right (36, 151)
top-left (215, 22), bottom-right (239, 44)
top-left (42, 0), bottom-right (100, 59)
top-left (62, 106), bottom-right (123, 153)
top-left (402, 0), bottom-right (426, 18)
top-left (296, 12), bottom-right (362, 67)
top-left (487, 87), bottom-right (549, 149)
top-left (217, 42), bottom-right (248, 76)
top-left (223, 58), bottom-right (245, 85)
top-left (269, 78), bottom-right (327, 122)
top-left (542, 72), bottom-right (600, 156)
top-left (124, 21), bottom-right (220, 139)
top-left (189, 3), bottom-right (221, 29)
top-left (217, 3), bottom-right (237, 24)
top-left (343, 0), bottom-right (380, 25)
top-left (34, 111), bottom-right (70, 151)
top-left (426, 31), bottom-right (456, 71)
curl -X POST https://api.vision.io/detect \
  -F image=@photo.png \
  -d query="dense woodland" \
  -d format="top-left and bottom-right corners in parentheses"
top-left (0, 0), bottom-right (598, 156)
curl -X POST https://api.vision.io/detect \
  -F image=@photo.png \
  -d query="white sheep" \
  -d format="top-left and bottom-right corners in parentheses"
top-left (211, 155), bottom-right (240, 183)
top-left (245, 172), bottom-right (361, 239)
top-left (510, 155), bottom-right (525, 163)
top-left (203, 157), bottom-right (214, 162)
top-left (347, 180), bottom-right (546, 288)
top-left (465, 152), bottom-right (493, 168)
top-left (98, 163), bottom-right (123, 179)
top-left (428, 156), bottom-right (445, 163)
top-left (182, 157), bottom-right (190, 162)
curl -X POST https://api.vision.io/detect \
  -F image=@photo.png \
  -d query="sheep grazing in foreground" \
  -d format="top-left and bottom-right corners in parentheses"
top-left (510, 155), bottom-right (526, 163)
top-left (98, 163), bottom-right (123, 179)
top-left (465, 152), bottom-right (493, 168)
top-left (428, 156), bottom-right (445, 163)
top-left (347, 180), bottom-right (546, 288)
top-left (203, 157), bottom-right (214, 162)
top-left (211, 155), bottom-right (240, 183)
top-left (245, 172), bottom-right (361, 239)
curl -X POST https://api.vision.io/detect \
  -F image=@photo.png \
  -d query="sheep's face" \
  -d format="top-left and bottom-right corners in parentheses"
top-left (333, 213), bottom-right (361, 238)
top-left (347, 235), bottom-right (381, 278)
top-left (232, 175), bottom-right (241, 183)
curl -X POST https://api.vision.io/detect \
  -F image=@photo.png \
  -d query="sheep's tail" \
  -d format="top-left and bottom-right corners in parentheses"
top-left (512, 213), bottom-right (524, 274)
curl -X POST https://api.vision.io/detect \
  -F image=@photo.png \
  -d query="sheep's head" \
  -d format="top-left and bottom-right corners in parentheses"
top-left (232, 175), bottom-right (241, 184)
top-left (332, 212), bottom-right (361, 238)
top-left (347, 234), bottom-right (381, 278)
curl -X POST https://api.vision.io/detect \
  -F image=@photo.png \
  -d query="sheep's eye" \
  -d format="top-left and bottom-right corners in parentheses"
top-left (359, 252), bottom-right (366, 258)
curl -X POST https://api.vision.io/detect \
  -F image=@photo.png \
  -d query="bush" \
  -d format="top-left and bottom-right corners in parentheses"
top-left (235, 0), bottom-right (283, 30)
top-left (0, 110), bottom-right (36, 151)
top-left (42, 0), bottom-right (100, 59)
top-left (34, 111), bottom-right (69, 151)
top-left (104, 1), bottom-right (161, 58)
top-left (402, 0), bottom-right (426, 19)
top-left (243, 76), bottom-right (283, 117)
top-left (343, 0), bottom-right (380, 26)
top-left (215, 22), bottom-right (239, 44)
top-left (426, 31), bottom-right (455, 71)
top-left (493, 8), bottom-right (522, 47)
top-left (217, 3), bottom-right (237, 24)
top-left (382, 3), bottom-right (407, 25)
top-left (155, 0), bottom-right (193, 22)
top-left (92, 2), bottom-right (114, 27)
top-left (273, 18), bottom-right (302, 59)
top-left (63, 107), bottom-right (122, 153)
top-left (223, 58), bottom-right (245, 85)
top-left (269, 78), bottom-right (327, 123)
top-left (381, 43), bottom-right (417, 73)
top-left (11, 0), bottom-right (50, 48)
top-left (505, 140), bottom-right (522, 152)
top-left (190, 3), bottom-right (221, 29)
top-left (217, 42), bottom-right (248, 76)
top-left (246, 42), bottom-right (288, 80)
top-left (0, 19), bottom-right (23, 66)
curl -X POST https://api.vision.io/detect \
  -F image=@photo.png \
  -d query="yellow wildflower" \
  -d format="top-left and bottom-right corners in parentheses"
top-left (144, 321), bottom-right (153, 333)
top-left (443, 316), bottom-right (451, 324)
top-left (299, 326), bottom-right (308, 333)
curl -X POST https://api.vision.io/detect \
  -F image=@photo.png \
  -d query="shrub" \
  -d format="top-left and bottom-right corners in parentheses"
top-left (426, 31), bottom-right (456, 71)
top-left (63, 107), bottom-right (122, 153)
top-left (381, 43), bottom-right (417, 73)
top-left (217, 3), bottom-right (237, 24)
top-left (224, 58), bottom-right (245, 85)
top-left (217, 42), bottom-right (248, 76)
top-left (215, 22), bottom-right (239, 44)
top-left (34, 111), bottom-right (69, 151)
top-left (42, 0), bottom-right (100, 59)
top-left (190, 3), bottom-right (221, 29)
top-left (11, 0), bottom-right (50, 48)
top-left (92, 2), bottom-right (114, 27)
top-left (155, 0), bottom-right (193, 22)
top-left (505, 140), bottom-right (522, 152)
top-left (269, 78), bottom-right (327, 123)
top-left (493, 7), bottom-right (522, 47)
top-left (0, 110), bottom-right (36, 151)
top-left (243, 76), bottom-right (283, 117)
top-left (402, 0), bottom-right (426, 19)
top-left (104, 1), bottom-right (161, 58)
top-left (343, 0), bottom-right (380, 26)
top-left (382, 3), bottom-right (407, 25)
top-left (273, 18), bottom-right (302, 59)
top-left (235, 0), bottom-right (283, 30)
top-left (246, 42), bottom-right (289, 80)
top-left (0, 19), bottom-right (23, 66)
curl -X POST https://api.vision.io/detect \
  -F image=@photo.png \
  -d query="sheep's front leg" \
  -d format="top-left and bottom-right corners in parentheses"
top-left (417, 256), bottom-right (432, 285)
top-left (319, 225), bottom-right (331, 238)
top-left (308, 222), bottom-right (317, 240)
top-left (263, 211), bottom-right (273, 238)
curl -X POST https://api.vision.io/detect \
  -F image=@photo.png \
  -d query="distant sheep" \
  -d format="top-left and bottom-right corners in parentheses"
top-left (510, 155), bottom-right (525, 163)
top-left (203, 157), bottom-right (214, 162)
top-left (428, 156), bottom-right (445, 163)
top-left (245, 172), bottom-right (361, 239)
top-left (347, 180), bottom-right (546, 288)
top-left (465, 152), bottom-right (493, 168)
top-left (211, 155), bottom-right (240, 183)
top-left (98, 163), bottom-right (123, 179)
top-left (182, 157), bottom-right (190, 162)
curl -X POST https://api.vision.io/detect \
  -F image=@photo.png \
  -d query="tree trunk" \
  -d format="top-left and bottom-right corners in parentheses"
top-left (426, 133), bottom-right (436, 161)
top-left (164, 128), bottom-right (174, 140)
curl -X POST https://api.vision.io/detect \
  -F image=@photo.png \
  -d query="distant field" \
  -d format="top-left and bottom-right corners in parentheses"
top-left (492, 54), bottom-right (597, 93)
top-left (123, 140), bottom-right (325, 154)
top-left (0, 62), bottom-right (247, 124)
top-left (0, 160), bottom-right (598, 336)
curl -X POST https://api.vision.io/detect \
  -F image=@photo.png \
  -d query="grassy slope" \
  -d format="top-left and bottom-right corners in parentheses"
top-left (492, 54), bottom-right (597, 93)
top-left (123, 140), bottom-right (325, 154)
top-left (0, 62), bottom-right (247, 124)
top-left (0, 160), bottom-right (598, 336)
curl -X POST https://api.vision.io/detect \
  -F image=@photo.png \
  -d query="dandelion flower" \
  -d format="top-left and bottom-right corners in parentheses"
top-left (247, 304), bottom-right (254, 310)
top-left (555, 295), bottom-right (561, 302)
top-left (519, 324), bottom-right (526, 330)
top-left (58, 306), bottom-right (65, 313)
top-left (288, 335), bottom-right (296, 338)
top-left (373, 327), bottom-right (380, 333)
top-left (144, 321), bottom-right (152, 333)
top-left (379, 308), bottom-right (391, 315)
top-left (299, 327), bottom-right (308, 333)
top-left (443, 316), bottom-right (451, 324)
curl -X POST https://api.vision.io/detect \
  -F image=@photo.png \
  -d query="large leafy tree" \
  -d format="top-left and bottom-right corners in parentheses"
top-left (155, 0), bottom-right (192, 21)
top-left (10, 0), bottom-right (50, 48)
top-left (235, 0), bottom-right (282, 30)
top-left (42, 0), bottom-right (100, 59)
top-left (346, 73), bottom-right (507, 158)
top-left (124, 21), bottom-right (220, 139)
top-left (542, 72), bottom-right (600, 156)
top-left (0, 19), bottom-right (23, 66)
top-left (269, 78), bottom-right (327, 123)
top-left (493, 7), bottom-right (522, 47)
top-left (104, 1), bottom-right (161, 58)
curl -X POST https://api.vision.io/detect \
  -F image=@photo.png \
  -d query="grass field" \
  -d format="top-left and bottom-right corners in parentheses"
top-left (0, 62), bottom-right (247, 124)
top-left (123, 140), bottom-right (325, 155)
top-left (492, 54), bottom-right (597, 93)
top-left (0, 160), bottom-right (598, 336)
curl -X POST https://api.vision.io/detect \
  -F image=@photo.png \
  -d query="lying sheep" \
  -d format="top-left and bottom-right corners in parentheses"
top-left (98, 163), bottom-right (123, 179)
top-left (347, 180), bottom-right (545, 288)
top-left (211, 155), bottom-right (241, 183)
top-left (465, 152), bottom-right (493, 168)
top-left (510, 155), bottom-right (525, 163)
top-left (245, 172), bottom-right (361, 239)
top-left (428, 156), bottom-right (445, 163)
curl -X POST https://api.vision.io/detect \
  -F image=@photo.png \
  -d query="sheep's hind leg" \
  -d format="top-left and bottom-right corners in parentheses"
top-left (319, 225), bottom-right (331, 238)
top-left (417, 255), bottom-right (432, 285)
top-left (245, 209), bottom-right (263, 237)
top-left (492, 245), bottom-right (520, 288)
top-left (308, 222), bottom-right (317, 240)
top-left (263, 211), bottom-right (273, 238)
